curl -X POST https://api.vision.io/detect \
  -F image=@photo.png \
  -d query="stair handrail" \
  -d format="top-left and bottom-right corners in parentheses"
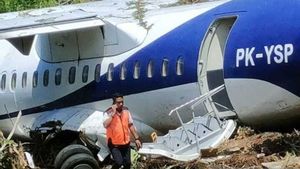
top-left (168, 85), bottom-right (225, 145)
top-left (212, 101), bottom-right (236, 113)
top-left (169, 84), bottom-right (225, 116)
top-left (191, 84), bottom-right (225, 110)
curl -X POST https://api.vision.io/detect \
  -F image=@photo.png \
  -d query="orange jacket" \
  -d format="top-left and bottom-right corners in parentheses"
top-left (106, 110), bottom-right (131, 145)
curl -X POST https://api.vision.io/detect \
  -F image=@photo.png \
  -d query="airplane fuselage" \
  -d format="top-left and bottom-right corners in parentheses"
top-left (0, 0), bottom-right (300, 141)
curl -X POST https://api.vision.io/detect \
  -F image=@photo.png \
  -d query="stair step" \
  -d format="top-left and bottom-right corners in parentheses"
top-left (138, 85), bottom-right (236, 161)
top-left (193, 116), bottom-right (220, 131)
top-left (157, 129), bottom-right (189, 151)
top-left (139, 119), bottom-right (236, 161)
top-left (218, 110), bottom-right (237, 119)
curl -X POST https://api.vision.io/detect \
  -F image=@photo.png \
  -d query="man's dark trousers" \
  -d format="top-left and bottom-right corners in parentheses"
top-left (110, 144), bottom-right (131, 169)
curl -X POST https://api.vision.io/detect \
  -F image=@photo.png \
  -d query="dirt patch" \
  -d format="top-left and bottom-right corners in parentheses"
top-left (211, 127), bottom-right (300, 168)
top-left (3, 126), bottom-right (300, 169)
top-left (135, 126), bottom-right (300, 169)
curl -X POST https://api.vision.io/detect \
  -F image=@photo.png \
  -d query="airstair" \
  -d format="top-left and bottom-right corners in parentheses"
top-left (138, 84), bottom-right (237, 161)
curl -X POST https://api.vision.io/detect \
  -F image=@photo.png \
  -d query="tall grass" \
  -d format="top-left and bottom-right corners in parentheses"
top-left (0, 131), bottom-right (28, 169)
top-left (0, 0), bottom-right (89, 13)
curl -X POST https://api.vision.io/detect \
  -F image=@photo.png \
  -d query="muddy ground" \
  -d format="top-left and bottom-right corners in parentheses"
top-left (2, 126), bottom-right (300, 169)
top-left (133, 126), bottom-right (300, 169)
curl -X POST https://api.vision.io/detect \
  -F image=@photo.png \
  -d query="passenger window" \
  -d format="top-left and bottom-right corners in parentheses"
top-left (133, 61), bottom-right (140, 79)
top-left (107, 63), bottom-right (114, 81)
top-left (95, 64), bottom-right (101, 83)
top-left (55, 68), bottom-right (62, 86)
top-left (22, 72), bottom-right (27, 88)
top-left (69, 67), bottom-right (76, 84)
top-left (11, 73), bottom-right (17, 91)
top-left (161, 58), bottom-right (169, 77)
top-left (147, 60), bottom-right (154, 78)
top-left (82, 65), bottom-right (89, 83)
top-left (176, 57), bottom-right (184, 75)
top-left (1, 74), bottom-right (6, 91)
top-left (43, 70), bottom-right (49, 87)
top-left (120, 63), bottom-right (127, 80)
top-left (33, 71), bottom-right (38, 88)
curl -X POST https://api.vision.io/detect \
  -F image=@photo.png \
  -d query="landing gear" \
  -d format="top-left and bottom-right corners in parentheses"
top-left (54, 144), bottom-right (99, 169)
top-left (60, 153), bottom-right (99, 169)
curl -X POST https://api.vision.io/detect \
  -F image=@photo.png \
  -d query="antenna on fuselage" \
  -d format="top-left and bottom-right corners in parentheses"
top-left (4, 104), bottom-right (14, 125)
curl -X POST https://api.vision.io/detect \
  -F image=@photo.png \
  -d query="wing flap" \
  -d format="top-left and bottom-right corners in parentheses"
top-left (0, 9), bottom-right (104, 39)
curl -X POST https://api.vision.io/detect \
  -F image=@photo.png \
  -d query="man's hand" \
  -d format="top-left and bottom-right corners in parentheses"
top-left (135, 139), bottom-right (142, 150)
top-left (111, 104), bottom-right (117, 112)
top-left (110, 104), bottom-right (117, 117)
top-left (103, 105), bottom-right (117, 128)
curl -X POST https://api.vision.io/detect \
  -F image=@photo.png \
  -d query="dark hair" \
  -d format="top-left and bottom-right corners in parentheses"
top-left (112, 93), bottom-right (123, 104)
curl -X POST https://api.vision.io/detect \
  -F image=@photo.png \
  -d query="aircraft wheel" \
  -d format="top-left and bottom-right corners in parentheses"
top-left (60, 153), bottom-right (99, 169)
top-left (54, 144), bottom-right (94, 169)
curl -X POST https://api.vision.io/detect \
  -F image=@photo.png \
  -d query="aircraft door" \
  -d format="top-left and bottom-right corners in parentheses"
top-left (197, 17), bottom-right (236, 114)
top-left (37, 27), bottom-right (104, 62)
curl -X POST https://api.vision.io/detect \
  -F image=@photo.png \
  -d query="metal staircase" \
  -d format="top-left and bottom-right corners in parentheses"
top-left (138, 85), bottom-right (237, 161)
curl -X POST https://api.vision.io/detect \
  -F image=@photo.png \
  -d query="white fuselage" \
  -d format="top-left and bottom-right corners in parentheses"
top-left (0, 1), bottom-right (228, 139)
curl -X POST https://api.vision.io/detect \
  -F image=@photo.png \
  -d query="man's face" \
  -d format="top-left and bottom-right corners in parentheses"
top-left (115, 97), bottom-right (124, 111)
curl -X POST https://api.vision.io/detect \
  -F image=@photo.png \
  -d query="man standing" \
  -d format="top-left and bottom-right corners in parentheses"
top-left (103, 93), bottom-right (142, 169)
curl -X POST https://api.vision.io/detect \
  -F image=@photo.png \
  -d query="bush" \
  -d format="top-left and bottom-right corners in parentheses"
top-left (0, 0), bottom-right (89, 13)
top-left (179, 0), bottom-right (209, 4)
top-left (0, 130), bottom-right (28, 169)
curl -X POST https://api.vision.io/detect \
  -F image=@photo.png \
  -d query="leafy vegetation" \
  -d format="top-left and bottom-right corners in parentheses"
top-left (0, 130), bottom-right (27, 169)
top-left (0, 0), bottom-right (89, 13)
top-left (127, 0), bottom-right (151, 29)
top-left (159, 0), bottom-right (209, 8)
top-left (179, 0), bottom-right (209, 4)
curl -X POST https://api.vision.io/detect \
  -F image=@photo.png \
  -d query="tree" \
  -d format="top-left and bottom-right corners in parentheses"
top-left (0, 0), bottom-right (88, 13)
top-left (179, 0), bottom-right (209, 4)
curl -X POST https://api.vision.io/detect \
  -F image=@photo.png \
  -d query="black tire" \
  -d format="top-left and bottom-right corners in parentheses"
top-left (60, 153), bottom-right (99, 169)
top-left (54, 144), bottom-right (94, 169)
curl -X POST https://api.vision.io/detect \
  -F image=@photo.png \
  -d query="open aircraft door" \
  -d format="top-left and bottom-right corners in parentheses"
top-left (197, 17), bottom-right (237, 118)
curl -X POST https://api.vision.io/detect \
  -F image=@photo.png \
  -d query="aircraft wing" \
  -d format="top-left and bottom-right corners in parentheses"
top-left (0, 9), bottom-right (104, 39)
